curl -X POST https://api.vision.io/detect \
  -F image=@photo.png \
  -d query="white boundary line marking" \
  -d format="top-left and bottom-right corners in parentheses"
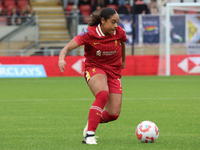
top-left (0, 97), bottom-right (199, 101)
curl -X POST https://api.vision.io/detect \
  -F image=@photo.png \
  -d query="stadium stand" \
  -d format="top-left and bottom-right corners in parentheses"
top-left (79, 4), bottom-right (91, 16)
top-left (186, 7), bottom-right (198, 14)
top-left (79, 4), bottom-right (91, 23)
top-left (0, 17), bottom-right (7, 25)
top-left (65, 4), bottom-right (73, 16)
top-left (30, 1), bottom-right (71, 48)
top-left (17, 0), bottom-right (29, 7)
top-left (118, 5), bottom-right (129, 14)
top-left (1, 0), bottom-right (200, 56)
top-left (106, 4), bottom-right (118, 11)
top-left (0, 4), bottom-right (4, 15)
top-left (0, 0), bottom-right (71, 55)
top-left (173, 7), bottom-right (198, 14)
top-left (17, 0), bottom-right (29, 14)
top-left (4, 0), bottom-right (18, 16)
top-left (4, 0), bottom-right (16, 7)
top-left (187, 11), bottom-right (198, 14)
top-left (125, 4), bottom-right (131, 13)
top-left (174, 10), bottom-right (185, 14)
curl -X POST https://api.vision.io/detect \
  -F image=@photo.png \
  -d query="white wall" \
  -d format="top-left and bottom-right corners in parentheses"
top-left (0, 26), bottom-right (36, 41)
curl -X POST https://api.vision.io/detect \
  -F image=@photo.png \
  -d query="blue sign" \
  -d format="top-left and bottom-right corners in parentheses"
top-left (170, 16), bottom-right (185, 43)
top-left (142, 16), bottom-right (159, 43)
top-left (0, 65), bottom-right (47, 78)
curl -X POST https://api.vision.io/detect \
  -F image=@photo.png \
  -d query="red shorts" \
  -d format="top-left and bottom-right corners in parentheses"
top-left (84, 67), bottom-right (122, 94)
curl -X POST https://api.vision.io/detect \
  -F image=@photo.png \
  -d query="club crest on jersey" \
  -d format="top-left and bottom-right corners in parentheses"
top-left (79, 29), bottom-right (89, 36)
top-left (96, 50), bottom-right (101, 56)
top-left (92, 68), bottom-right (96, 73)
top-left (115, 40), bottom-right (117, 46)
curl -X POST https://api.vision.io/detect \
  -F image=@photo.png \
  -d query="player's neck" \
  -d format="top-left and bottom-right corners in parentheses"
top-left (100, 25), bottom-right (108, 35)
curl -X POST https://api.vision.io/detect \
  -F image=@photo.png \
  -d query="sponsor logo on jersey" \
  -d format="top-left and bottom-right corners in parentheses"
top-left (96, 50), bottom-right (117, 56)
top-left (92, 68), bottom-right (96, 73)
top-left (102, 50), bottom-right (116, 56)
top-left (96, 50), bottom-right (101, 56)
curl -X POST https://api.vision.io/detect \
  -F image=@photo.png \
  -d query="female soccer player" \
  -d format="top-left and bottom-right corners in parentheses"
top-left (58, 7), bottom-right (127, 145)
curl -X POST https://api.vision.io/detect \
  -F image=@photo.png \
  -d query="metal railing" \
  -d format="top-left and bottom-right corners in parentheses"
top-left (0, 15), bottom-right (39, 56)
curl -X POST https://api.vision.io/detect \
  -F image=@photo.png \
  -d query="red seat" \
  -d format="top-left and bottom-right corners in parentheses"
top-left (18, 2), bottom-right (29, 14)
top-left (106, 4), bottom-right (118, 11)
top-left (187, 11), bottom-right (197, 14)
top-left (6, 5), bottom-right (18, 15)
top-left (66, 5), bottom-right (73, 11)
top-left (19, 4), bottom-right (26, 10)
top-left (19, 4), bottom-right (27, 15)
top-left (186, 7), bottom-right (198, 14)
top-left (79, 4), bottom-right (91, 16)
top-left (174, 10), bottom-right (185, 14)
top-left (79, 5), bottom-right (91, 23)
top-left (125, 4), bottom-right (131, 13)
top-left (17, 0), bottom-right (29, 7)
top-left (65, 4), bottom-right (73, 16)
top-left (4, 0), bottom-right (16, 7)
top-left (4, 0), bottom-right (18, 15)
top-left (0, 5), bottom-right (4, 14)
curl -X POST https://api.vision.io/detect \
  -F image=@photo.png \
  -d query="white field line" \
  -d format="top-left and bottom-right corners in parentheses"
top-left (0, 79), bottom-right (200, 83)
top-left (0, 97), bottom-right (199, 101)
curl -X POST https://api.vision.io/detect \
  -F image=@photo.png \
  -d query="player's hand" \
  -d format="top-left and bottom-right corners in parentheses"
top-left (58, 60), bottom-right (66, 72)
top-left (122, 61), bottom-right (125, 69)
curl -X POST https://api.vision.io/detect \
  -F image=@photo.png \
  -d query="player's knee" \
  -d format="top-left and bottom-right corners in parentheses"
top-left (116, 109), bottom-right (121, 116)
top-left (109, 108), bottom-right (121, 116)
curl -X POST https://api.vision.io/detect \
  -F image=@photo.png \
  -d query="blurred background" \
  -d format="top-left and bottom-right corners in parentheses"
top-left (0, 0), bottom-right (200, 77)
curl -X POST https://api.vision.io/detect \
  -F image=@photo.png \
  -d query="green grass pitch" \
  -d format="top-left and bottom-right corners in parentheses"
top-left (0, 76), bottom-right (200, 150)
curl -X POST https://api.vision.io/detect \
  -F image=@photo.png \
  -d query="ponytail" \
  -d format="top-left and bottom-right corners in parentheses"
top-left (88, 7), bottom-right (117, 26)
top-left (88, 11), bottom-right (101, 26)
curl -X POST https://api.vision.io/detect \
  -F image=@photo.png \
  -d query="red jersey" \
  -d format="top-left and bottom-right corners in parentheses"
top-left (74, 24), bottom-right (127, 78)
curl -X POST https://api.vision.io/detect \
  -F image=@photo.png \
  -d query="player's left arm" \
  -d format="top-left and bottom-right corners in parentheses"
top-left (121, 41), bottom-right (125, 69)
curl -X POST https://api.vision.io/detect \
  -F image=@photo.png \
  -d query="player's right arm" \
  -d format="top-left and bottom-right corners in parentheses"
top-left (58, 39), bottom-right (79, 72)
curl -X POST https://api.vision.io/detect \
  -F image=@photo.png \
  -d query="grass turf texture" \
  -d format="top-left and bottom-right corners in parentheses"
top-left (0, 76), bottom-right (199, 150)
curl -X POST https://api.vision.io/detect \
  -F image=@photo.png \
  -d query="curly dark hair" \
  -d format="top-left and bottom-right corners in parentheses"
top-left (88, 7), bottom-right (117, 26)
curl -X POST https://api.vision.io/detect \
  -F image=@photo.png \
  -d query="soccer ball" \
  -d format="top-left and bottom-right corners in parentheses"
top-left (136, 121), bottom-right (159, 143)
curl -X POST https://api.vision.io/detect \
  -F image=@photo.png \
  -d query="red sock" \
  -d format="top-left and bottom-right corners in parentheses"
top-left (99, 110), bottom-right (119, 123)
top-left (88, 91), bottom-right (109, 132)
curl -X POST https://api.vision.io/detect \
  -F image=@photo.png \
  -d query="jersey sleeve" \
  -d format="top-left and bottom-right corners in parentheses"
top-left (118, 26), bottom-right (127, 42)
top-left (74, 28), bottom-right (91, 46)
